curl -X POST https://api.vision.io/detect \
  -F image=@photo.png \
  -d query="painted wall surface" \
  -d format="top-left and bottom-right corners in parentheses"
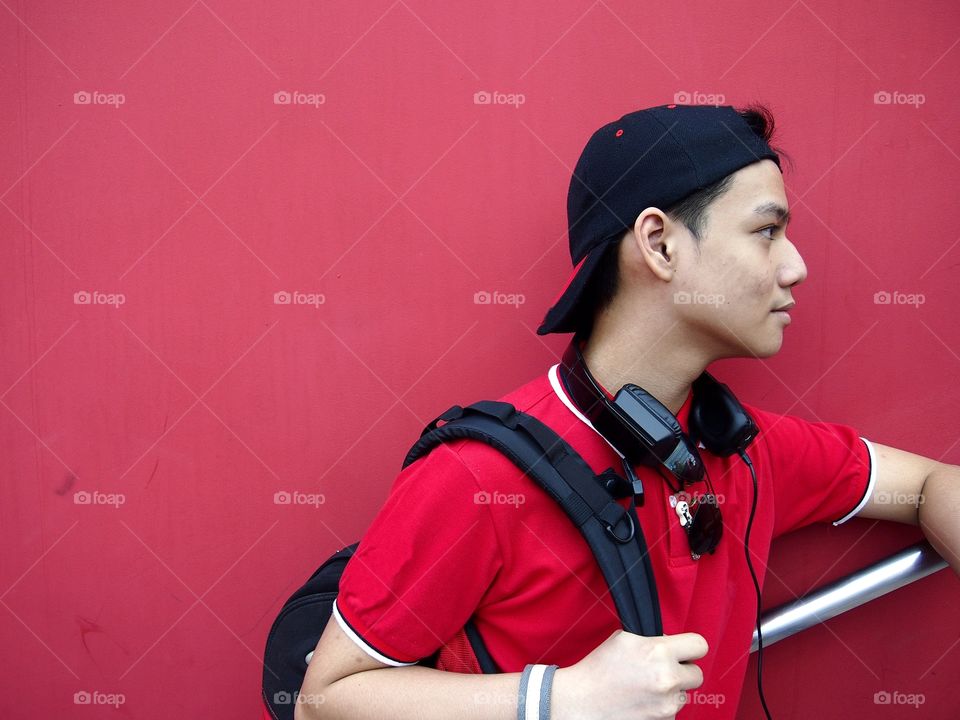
top-left (2, 2), bottom-right (958, 718)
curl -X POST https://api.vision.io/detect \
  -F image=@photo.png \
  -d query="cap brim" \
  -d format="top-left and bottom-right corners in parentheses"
top-left (536, 241), bottom-right (618, 335)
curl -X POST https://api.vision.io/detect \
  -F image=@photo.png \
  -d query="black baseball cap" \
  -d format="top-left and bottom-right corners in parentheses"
top-left (537, 103), bottom-right (782, 335)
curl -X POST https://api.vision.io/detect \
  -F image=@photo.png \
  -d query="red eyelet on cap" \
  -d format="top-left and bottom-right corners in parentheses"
top-left (615, 129), bottom-right (623, 137)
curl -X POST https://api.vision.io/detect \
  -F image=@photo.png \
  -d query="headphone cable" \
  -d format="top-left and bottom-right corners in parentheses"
top-left (738, 450), bottom-right (773, 720)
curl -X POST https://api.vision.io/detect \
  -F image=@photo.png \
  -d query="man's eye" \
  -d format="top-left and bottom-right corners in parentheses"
top-left (759, 225), bottom-right (778, 239)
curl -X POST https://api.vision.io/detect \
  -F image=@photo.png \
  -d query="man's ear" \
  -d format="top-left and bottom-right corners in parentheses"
top-left (628, 208), bottom-right (676, 282)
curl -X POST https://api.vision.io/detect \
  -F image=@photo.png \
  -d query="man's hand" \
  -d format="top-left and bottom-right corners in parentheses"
top-left (552, 629), bottom-right (708, 720)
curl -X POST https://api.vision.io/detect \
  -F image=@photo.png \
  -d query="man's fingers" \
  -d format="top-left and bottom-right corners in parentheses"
top-left (664, 632), bottom-right (709, 662)
top-left (676, 662), bottom-right (704, 691)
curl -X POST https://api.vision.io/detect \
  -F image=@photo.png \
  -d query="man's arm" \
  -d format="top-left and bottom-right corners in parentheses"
top-left (294, 614), bottom-right (709, 720)
top-left (294, 619), bottom-right (520, 720)
top-left (854, 442), bottom-right (960, 575)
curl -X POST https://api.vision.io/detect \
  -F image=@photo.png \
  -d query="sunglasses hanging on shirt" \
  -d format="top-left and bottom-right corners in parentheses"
top-left (662, 464), bottom-right (724, 559)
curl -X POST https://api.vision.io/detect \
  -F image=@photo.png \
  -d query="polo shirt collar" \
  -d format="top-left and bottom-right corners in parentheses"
top-left (547, 363), bottom-right (699, 459)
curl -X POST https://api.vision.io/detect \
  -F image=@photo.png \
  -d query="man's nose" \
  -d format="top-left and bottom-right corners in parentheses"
top-left (778, 238), bottom-right (807, 287)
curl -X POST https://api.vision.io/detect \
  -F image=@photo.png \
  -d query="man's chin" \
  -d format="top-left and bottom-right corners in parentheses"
top-left (754, 335), bottom-right (785, 358)
top-left (708, 330), bottom-right (784, 361)
top-left (726, 335), bottom-right (784, 360)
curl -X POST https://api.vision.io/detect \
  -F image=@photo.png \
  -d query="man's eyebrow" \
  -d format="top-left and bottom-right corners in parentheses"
top-left (752, 202), bottom-right (791, 225)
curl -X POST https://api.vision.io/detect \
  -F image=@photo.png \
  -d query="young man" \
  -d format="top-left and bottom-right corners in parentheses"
top-left (295, 104), bottom-right (959, 720)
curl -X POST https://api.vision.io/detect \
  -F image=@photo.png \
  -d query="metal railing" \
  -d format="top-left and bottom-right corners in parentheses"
top-left (750, 541), bottom-right (948, 653)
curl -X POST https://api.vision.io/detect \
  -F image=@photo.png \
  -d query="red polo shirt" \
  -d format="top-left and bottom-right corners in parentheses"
top-left (331, 364), bottom-right (876, 718)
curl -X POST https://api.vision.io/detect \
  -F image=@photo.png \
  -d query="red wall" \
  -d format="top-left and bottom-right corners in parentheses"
top-left (2, 2), bottom-right (958, 718)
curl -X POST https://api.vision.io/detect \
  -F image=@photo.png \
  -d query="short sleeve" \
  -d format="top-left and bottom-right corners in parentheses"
top-left (334, 440), bottom-right (503, 665)
top-left (747, 404), bottom-right (878, 538)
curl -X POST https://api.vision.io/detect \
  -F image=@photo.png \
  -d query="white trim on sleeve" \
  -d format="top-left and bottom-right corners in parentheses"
top-left (832, 437), bottom-right (878, 526)
top-left (331, 599), bottom-right (417, 667)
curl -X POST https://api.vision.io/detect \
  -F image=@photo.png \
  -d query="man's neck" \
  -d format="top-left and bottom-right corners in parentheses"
top-left (579, 323), bottom-right (711, 416)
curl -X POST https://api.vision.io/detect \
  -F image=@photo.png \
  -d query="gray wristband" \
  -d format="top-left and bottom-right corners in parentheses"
top-left (541, 664), bottom-right (558, 719)
top-left (517, 664), bottom-right (534, 720)
top-left (518, 664), bottom-right (559, 720)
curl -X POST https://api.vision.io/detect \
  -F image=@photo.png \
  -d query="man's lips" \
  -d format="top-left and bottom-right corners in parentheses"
top-left (772, 302), bottom-right (794, 325)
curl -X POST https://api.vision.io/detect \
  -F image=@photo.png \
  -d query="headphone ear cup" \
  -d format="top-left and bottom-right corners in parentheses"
top-left (688, 400), bottom-right (724, 453)
top-left (614, 385), bottom-right (705, 485)
top-left (690, 373), bottom-right (758, 456)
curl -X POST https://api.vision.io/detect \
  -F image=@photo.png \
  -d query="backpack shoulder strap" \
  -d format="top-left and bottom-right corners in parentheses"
top-left (404, 401), bottom-right (663, 643)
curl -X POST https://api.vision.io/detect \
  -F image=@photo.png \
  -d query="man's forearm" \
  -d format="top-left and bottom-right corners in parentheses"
top-left (295, 665), bottom-right (522, 720)
top-left (919, 463), bottom-right (960, 575)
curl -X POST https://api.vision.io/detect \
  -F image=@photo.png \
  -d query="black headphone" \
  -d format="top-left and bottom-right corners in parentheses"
top-left (557, 337), bottom-right (759, 487)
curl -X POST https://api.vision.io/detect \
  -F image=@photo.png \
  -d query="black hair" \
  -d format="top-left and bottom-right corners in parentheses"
top-left (575, 103), bottom-right (790, 339)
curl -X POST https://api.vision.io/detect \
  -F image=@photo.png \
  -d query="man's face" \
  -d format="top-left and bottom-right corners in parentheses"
top-left (675, 158), bottom-right (807, 359)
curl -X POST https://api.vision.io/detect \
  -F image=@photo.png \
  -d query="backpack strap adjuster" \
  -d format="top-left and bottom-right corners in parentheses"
top-left (605, 511), bottom-right (635, 543)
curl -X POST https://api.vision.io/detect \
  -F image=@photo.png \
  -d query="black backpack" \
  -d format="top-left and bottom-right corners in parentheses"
top-left (261, 400), bottom-right (662, 720)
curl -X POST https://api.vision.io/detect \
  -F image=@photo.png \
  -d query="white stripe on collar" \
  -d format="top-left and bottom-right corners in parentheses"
top-left (547, 363), bottom-right (624, 458)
